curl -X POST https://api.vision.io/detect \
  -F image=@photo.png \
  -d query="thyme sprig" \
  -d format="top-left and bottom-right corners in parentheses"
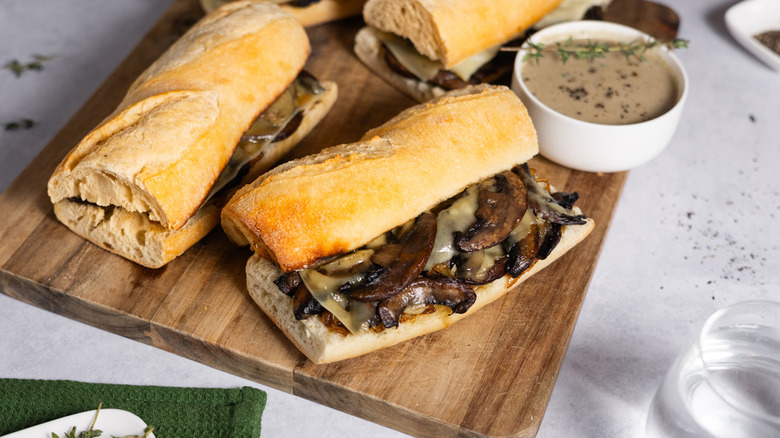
top-left (521, 37), bottom-right (688, 64)
top-left (4, 54), bottom-right (52, 77)
top-left (5, 119), bottom-right (35, 131)
top-left (51, 402), bottom-right (154, 438)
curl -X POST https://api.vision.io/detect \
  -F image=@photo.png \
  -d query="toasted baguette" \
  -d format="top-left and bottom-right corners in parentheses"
top-left (362, 0), bottom-right (563, 68)
top-left (47, 1), bottom-right (330, 268)
top-left (221, 85), bottom-right (538, 271)
top-left (221, 85), bottom-right (594, 363)
top-left (51, 81), bottom-right (337, 269)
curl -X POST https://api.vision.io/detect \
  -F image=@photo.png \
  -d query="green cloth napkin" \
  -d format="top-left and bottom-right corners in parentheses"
top-left (0, 379), bottom-right (266, 437)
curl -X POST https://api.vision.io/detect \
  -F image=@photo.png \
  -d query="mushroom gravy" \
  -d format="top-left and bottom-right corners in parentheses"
top-left (521, 39), bottom-right (680, 125)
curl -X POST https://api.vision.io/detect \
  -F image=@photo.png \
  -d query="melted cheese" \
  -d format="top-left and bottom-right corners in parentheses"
top-left (424, 186), bottom-right (479, 270)
top-left (505, 208), bottom-right (537, 248)
top-left (299, 269), bottom-right (376, 334)
top-left (376, 30), bottom-right (500, 82)
top-left (449, 45), bottom-right (501, 81)
top-left (207, 76), bottom-right (324, 200)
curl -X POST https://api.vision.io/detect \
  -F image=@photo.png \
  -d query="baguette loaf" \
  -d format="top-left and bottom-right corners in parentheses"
top-left (47, 1), bottom-right (333, 268)
top-left (222, 85), bottom-right (538, 271)
top-left (222, 85), bottom-right (594, 363)
top-left (362, 0), bottom-right (563, 68)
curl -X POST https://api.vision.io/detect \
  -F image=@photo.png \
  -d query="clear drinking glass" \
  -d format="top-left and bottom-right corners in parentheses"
top-left (646, 300), bottom-right (780, 438)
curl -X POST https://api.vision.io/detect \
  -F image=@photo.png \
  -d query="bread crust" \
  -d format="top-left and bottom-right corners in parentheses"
top-left (48, 1), bottom-right (310, 230)
top-left (246, 214), bottom-right (594, 364)
top-left (46, 1), bottom-right (339, 268)
top-left (362, 0), bottom-right (564, 68)
top-left (51, 82), bottom-right (337, 269)
top-left (221, 85), bottom-right (538, 271)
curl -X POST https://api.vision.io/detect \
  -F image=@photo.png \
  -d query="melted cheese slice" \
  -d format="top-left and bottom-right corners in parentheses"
top-left (207, 76), bottom-right (324, 200)
top-left (300, 269), bottom-right (377, 334)
top-left (376, 30), bottom-right (500, 82)
top-left (424, 186), bottom-right (479, 270)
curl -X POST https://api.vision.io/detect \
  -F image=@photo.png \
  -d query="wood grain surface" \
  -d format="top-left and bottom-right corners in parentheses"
top-left (0, 0), bottom-right (630, 436)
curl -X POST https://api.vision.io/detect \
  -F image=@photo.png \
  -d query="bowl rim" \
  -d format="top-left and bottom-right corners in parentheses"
top-left (512, 20), bottom-right (689, 129)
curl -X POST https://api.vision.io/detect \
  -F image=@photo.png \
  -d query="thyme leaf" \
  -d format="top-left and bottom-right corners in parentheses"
top-left (4, 54), bottom-right (52, 77)
top-left (4, 119), bottom-right (35, 131)
top-left (51, 402), bottom-right (154, 438)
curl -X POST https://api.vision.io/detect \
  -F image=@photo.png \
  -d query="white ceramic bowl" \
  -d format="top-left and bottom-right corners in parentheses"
top-left (725, 0), bottom-right (780, 72)
top-left (511, 21), bottom-right (688, 173)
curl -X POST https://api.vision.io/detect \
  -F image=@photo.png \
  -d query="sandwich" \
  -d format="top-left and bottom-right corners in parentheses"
top-left (221, 85), bottom-right (594, 363)
top-left (201, 0), bottom-right (367, 27)
top-left (47, 1), bottom-right (338, 268)
top-left (354, 0), bottom-right (564, 102)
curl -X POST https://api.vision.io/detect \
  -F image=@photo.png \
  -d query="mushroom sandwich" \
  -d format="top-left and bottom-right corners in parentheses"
top-left (47, 1), bottom-right (338, 268)
top-left (221, 85), bottom-right (594, 363)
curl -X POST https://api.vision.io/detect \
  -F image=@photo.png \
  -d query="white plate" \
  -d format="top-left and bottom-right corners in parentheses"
top-left (725, 0), bottom-right (780, 71)
top-left (0, 409), bottom-right (155, 438)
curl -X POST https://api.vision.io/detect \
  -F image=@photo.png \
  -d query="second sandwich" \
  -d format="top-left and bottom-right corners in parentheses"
top-left (221, 85), bottom-right (594, 363)
top-left (354, 0), bottom-right (564, 102)
top-left (47, 1), bottom-right (337, 268)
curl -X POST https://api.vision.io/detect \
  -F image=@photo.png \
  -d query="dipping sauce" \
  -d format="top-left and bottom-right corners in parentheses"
top-left (521, 38), bottom-right (679, 125)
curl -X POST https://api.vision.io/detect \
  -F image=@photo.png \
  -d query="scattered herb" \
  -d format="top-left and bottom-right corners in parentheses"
top-left (4, 54), bottom-right (52, 77)
top-left (749, 114), bottom-right (756, 123)
top-left (4, 119), bottom-right (35, 131)
top-left (520, 37), bottom-right (689, 64)
top-left (51, 403), bottom-right (154, 438)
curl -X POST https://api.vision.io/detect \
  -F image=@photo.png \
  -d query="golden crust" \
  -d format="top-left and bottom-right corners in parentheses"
top-left (362, 0), bottom-right (564, 68)
top-left (48, 1), bottom-right (310, 230)
top-left (246, 216), bottom-right (594, 364)
top-left (221, 85), bottom-right (539, 271)
top-left (50, 95), bottom-right (337, 269)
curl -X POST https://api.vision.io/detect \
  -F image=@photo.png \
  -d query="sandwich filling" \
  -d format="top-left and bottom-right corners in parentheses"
top-left (208, 71), bottom-right (327, 198)
top-left (64, 71), bottom-right (328, 229)
top-left (273, 164), bottom-right (588, 334)
top-left (373, 30), bottom-right (515, 91)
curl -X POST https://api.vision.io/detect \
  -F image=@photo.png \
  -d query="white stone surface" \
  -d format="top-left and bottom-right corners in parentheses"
top-left (1, 1), bottom-right (779, 437)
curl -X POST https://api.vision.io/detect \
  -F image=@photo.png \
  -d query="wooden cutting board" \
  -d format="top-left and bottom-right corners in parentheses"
top-left (0, 0), bottom-right (632, 436)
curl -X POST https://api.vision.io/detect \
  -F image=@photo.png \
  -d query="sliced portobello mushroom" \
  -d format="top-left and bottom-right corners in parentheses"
top-left (456, 244), bottom-right (508, 285)
top-left (506, 223), bottom-right (539, 277)
top-left (275, 271), bottom-right (302, 296)
top-left (454, 171), bottom-right (528, 253)
top-left (348, 212), bottom-right (437, 302)
top-left (514, 163), bottom-right (587, 226)
top-left (377, 277), bottom-right (476, 328)
top-left (292, 282), bottom-right (324, 320)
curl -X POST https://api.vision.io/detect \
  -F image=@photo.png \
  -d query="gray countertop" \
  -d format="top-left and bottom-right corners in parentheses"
top-left (2, 1), bottom-right (779, 437)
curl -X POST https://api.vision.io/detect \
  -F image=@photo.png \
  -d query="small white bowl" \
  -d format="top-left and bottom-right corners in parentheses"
top-left (725, 0), bottom-right (780, 72)
top-left (511, 21), bottom-right (688, 173)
